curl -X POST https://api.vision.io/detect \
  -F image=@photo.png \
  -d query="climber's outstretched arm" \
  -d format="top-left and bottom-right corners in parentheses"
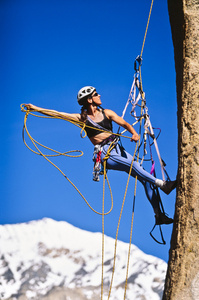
top-left (24, 104), bottom-right (81, 122)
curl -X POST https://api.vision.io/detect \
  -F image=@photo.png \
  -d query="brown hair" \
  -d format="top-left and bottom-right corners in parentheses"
top-left (80, 97), bottom-right (90, 122)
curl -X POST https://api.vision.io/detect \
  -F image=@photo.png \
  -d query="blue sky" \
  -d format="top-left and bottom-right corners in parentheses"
top-left (1, 0), bottom-right (177, 263)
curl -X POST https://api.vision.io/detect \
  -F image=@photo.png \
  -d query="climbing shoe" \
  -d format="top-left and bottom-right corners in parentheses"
top-left (155, 212), bottom-right (174, 225)
top-left (160, 180), bottom-right (177, 195)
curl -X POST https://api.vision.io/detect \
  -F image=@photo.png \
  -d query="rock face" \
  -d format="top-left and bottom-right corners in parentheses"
top-left (163, 1), bottom-right (199, 299)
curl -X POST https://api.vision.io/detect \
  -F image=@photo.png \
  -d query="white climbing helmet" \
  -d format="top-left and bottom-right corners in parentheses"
top-left (77, 86), bottom-right (96, 105)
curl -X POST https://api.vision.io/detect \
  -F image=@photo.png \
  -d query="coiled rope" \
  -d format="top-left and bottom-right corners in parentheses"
top-left (21, 103), bottom-right (140, 300)
top-left (21, 104), bottom-right (115, 216)
top-left (20, 1), bottom-right (155, 298)
top-left (21, 103), bottom-right (140, 299)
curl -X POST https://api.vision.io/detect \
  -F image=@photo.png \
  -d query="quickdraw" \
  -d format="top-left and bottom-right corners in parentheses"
top-left (118, 54), bottom-right (173, 245)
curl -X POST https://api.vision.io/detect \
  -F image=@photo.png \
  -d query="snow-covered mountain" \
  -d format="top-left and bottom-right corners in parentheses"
top-left (0, 218), bottom-right (167, 300)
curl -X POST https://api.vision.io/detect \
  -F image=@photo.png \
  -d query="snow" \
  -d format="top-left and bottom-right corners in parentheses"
top-left (0, 218), bottom-right (167, 299)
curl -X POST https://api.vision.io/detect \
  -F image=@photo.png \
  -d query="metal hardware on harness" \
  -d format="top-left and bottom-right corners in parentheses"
top-left (92, 135), bottom-right (119, 182)
top-left (92, 144), bottom-right (103, 182)
top-left (134, 55), bottom-right (143, 71)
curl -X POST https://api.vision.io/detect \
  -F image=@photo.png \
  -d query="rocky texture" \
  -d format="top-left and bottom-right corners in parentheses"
top-left (163, 1), bottom-right (199, 299)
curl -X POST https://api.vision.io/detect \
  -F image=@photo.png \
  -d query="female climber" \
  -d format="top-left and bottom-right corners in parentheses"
top-left (25, 86), bottom-right (177, 225)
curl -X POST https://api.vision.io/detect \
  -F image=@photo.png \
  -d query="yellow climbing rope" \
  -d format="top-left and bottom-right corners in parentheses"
top-left (101, 0), bottom-right (155, 298)
top-left (21, 103), bottom-right (139, 299)
top-left (139, 0), bottom-right (154, 97)
top-left (140, 0), bottom-right (154, 58)
top-left (20, 2), bottom-right (155, 298)
top-left (21, 104), bottom-right (115, 216)
top-left (21, 104), bottom-right (137, 300)
top-left (123, 98), bottom-right (146, 300)
top-left (106, 143), bottom-right (138, 300)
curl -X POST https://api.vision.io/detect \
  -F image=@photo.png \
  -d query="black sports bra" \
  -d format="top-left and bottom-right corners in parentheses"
top-left (85, 110), bottom-right (113, 138)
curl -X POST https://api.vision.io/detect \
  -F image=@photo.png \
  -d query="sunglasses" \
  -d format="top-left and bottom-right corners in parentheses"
top-left (92, 92), bottom-right (99, 97)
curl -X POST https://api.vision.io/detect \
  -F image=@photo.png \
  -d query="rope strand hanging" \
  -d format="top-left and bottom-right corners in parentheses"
top-left (106, 0), bottom-right (164, 299)
top-left (20, 1), bottom-right (173, 299)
